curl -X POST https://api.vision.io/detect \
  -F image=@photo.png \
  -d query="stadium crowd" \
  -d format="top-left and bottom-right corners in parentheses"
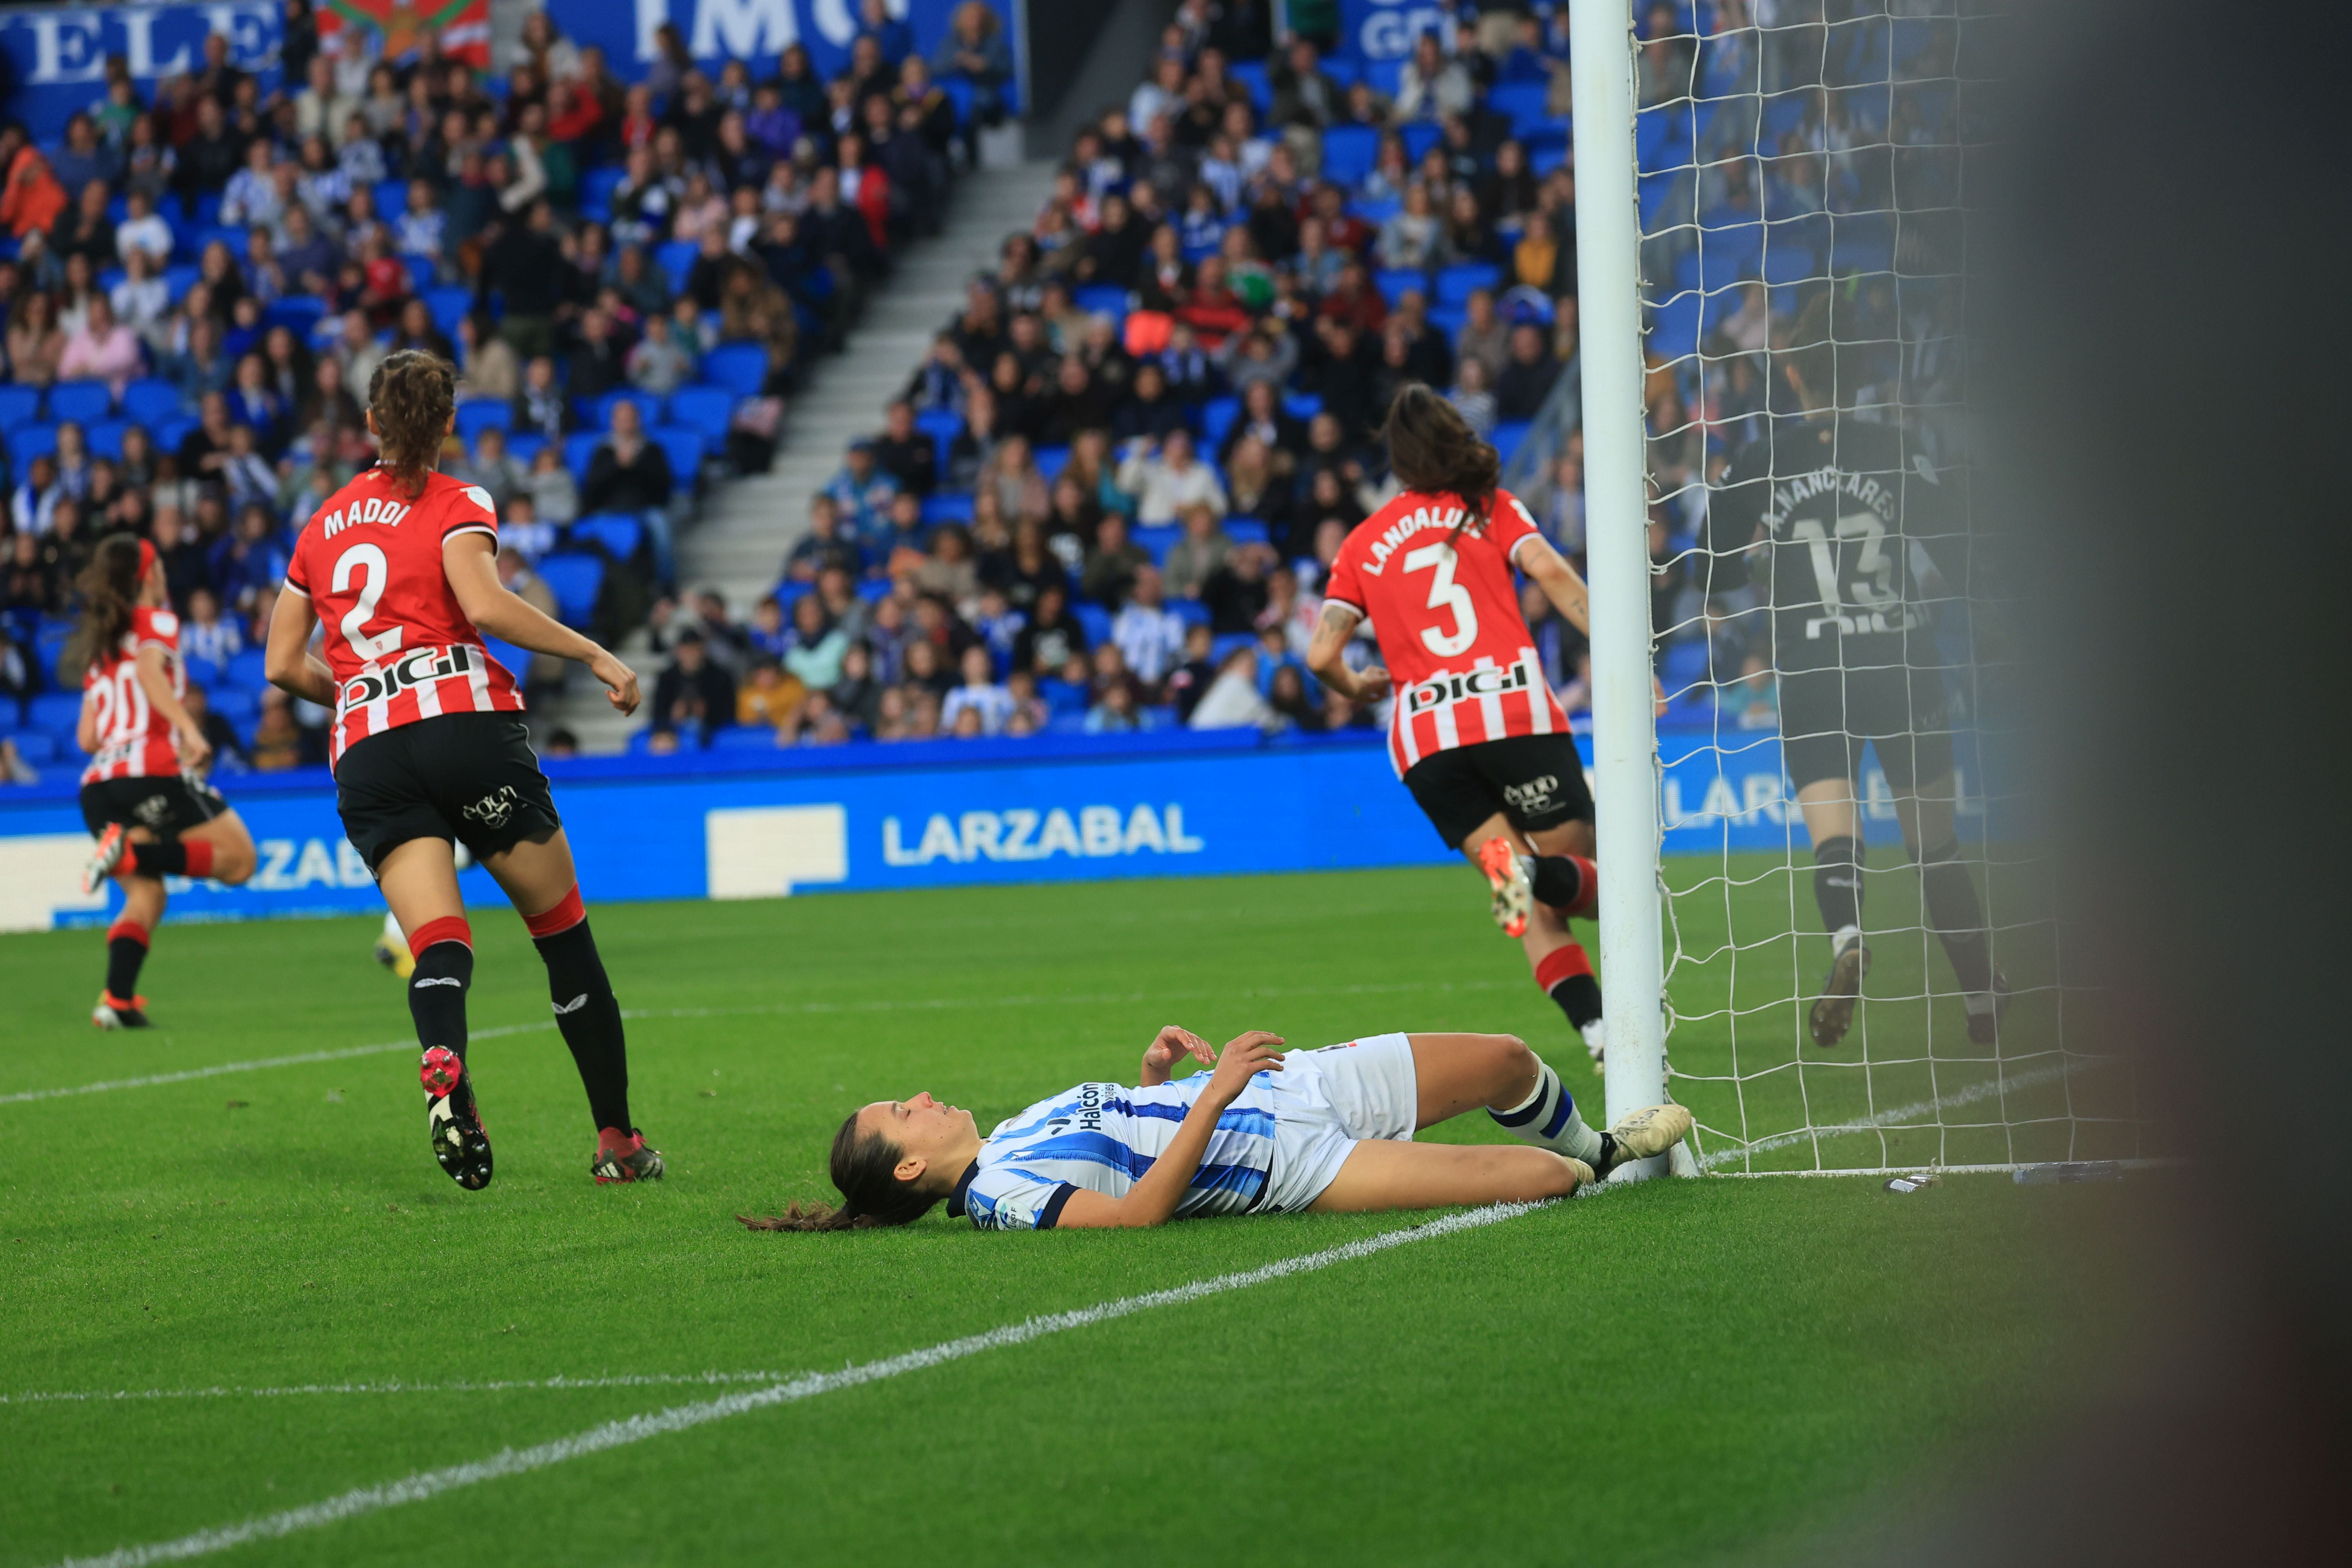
top-left (628, 0), bottom-right (1613, 753)
top-left (0, 0), bottom-right (1957, 775)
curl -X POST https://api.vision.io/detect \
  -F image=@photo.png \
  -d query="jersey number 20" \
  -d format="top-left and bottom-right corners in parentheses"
top-left (332, 542), bottom-right (406, 662)
top-left (1403, 541), bottom-right (1478, 657)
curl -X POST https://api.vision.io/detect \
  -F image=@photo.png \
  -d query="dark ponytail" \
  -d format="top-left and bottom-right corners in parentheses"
top-left (367, 348), bottom-right (457, 498)
top-left (1380, 382), bottom-right (1502, 543)
top-left (69, 534), bottom-right (145, 673)
top-left (738, 1112), bottom-right (944, 1232)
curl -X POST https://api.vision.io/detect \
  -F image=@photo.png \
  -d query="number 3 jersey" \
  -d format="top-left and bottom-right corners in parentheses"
top-left (283, 466), bottom-right (524, 769)
top-left (1701, 416), bottom-right (1958, 676)
top-left (80, 606), bottom-right (186, 784)
top-left (1323, 486), bottom-right (1571, 778)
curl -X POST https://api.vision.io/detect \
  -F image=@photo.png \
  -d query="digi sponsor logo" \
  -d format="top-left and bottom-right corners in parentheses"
top-left (1402, 656), bottom-right (1539, 717)
top-left (1501, 775), bottom-right (1561, 815)
top-left (462, 786), bottom-right (522, 831)
top-left (882, 804), bottom-right (1205, 867)
top-left (339, 644), bottom-right (479, 709)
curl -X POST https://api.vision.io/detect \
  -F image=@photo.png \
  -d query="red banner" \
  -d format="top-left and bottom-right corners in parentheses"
top-left (319, 0), bottom-right (491, 69)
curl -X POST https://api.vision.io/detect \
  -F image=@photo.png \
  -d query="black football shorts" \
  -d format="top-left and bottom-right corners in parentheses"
top-left (334, 711), bottom-right (562, 875)
top-left (79, 774), bottom-right (227, 838)
top-left (1401, 732), bottom-right (1596, 850)
top-left (1777, 662), bottom-right (1956, 794)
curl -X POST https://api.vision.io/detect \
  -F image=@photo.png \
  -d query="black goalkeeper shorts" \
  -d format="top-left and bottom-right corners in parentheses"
top-left (334, 711), bottom-right (562, 876)
top-left (1402, 733), bottom-right (1595, 850)
top-left (1777, 663), bottom-right (1956, 794)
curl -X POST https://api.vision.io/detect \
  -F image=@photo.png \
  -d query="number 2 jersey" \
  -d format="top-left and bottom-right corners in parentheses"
top-left (80, 606), bottom-right (186, 784)
top-left (1701, 415), bottom-right (1960, 676)
top-left (282, 466), bottom-right (524, 769)
top-left (1323, 486), bottom-right (1571, 778)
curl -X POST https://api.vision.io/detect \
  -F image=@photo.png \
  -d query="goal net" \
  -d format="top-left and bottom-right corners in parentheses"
top-left (1622, 0), bottom-right (2144, 1174)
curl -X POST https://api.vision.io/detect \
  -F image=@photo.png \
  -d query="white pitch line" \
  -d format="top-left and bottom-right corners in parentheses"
top-left (0, 977), bottom-right (1511, 1107)
top-left (1691, 1061), bottom-right (2079, 1171)
top-left (50, 1201), bottom-right (1542, 1568)
top-left (0, 1372), bottom-right (795, 1407)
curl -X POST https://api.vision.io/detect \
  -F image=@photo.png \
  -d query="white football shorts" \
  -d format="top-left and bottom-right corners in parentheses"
top-left (1259, 1032), bottom-right (1421, 1213)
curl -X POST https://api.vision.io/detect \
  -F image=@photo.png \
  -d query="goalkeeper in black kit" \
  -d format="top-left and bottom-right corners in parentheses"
top-left (1700, 296), bottom-right (2006, 1047)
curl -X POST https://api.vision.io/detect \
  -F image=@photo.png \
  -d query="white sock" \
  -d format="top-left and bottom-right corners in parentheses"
top-left (1488, 1059), bottom-right (1602, 1163)
top-left (1831, 923), bottom-right (1862, 955)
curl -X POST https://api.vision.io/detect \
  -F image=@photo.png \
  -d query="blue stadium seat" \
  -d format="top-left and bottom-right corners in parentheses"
top-left (655, 240), bottom-right (701, 294)
top-left (1229, 60), bottom-right (1271, 111)
top-left (1491, 421), bottom-right (1533, 466)
top-left (1375, 269), bottom-right (1427, 309)
top-left (1488, 82), bottom-right (1551, 132)
top-left (1210, 632), bottom-right (1258, 666)
top-left (264, 298), bottom-right (327, 336)
top-left (1132, 524), bottom-right (1181, 565)
top-left (563, 431), bottom-right (604, 482)
top-left (856, 575), bottom-right (893, 603)
top-left (85, 419), bottom-right (129, 459)
top-left (1647, 294), bottom-right (1704, 364)
top-left (1348, 195), bottom-right (1400, 225)
top-left (1200, 395), bottom-right (1241, 449)
top-left (1034, 444), bottom-right (1069, 481)
top-left (35, 627), bottom-right (72, 682)
top-left (206, 686), bottom-right (258, 725)
top-left (122, 378), bottom-right (181, 428)
top-left (151, 414), bottom-right (199, 454)
top-left (920, 492), bottom-right (974, 525)
top-left (0, 385), bottom-right (40, 431)
top-left (592, 388), bottom-right (662, 432)
top-left (226, 649), bottom-right (269, 689)
top-left (537, 554), bottom-right (606, 627)
top-left (1760, 245), bottom-right (1818, 285)
top-left (1429, 306), bottom-right (1468, 343)
top-left (570, 514), bottom-right (644, 563)
top-left (1531, 143), bottom-right (1570, 176)
top-left (29, 691), bottom-right (83, 735)
top-left (916, 408), bottom-right (964, 473)
top-left (0, 694), bottom-right (20, 728)
top-left (160, 263), bottom-right (200, 304)
top-left (1169, 599), bottom-right (1211, 630)
top-left (1073, 285), bottom-right (1130, 325)
top-left (48, 381), bottom-right (112, 423)
top-left (1435, 263), bottom-right (1502, 307)
top-left (1072, 602), bottom-right (1112, 647)
top-left (578, 166), bottom-right (625, 223)
top-left (1360, 58), bottom-right (1401, 96)
top-left (699, 342), bottom-right (769, 398)
top-left (182, 653), bottom-right (221, 689)
top-left (664, 385), bottom-right (734, 446)
top-left (6, 729), bottom-right (58, 765)
top-left (1319, 125), bottom-right (1379, 188)
top-left (652, 427), bottom-right (705, 481)
top-left (1399, 122), bottom-right (1442, 165)
top-left (423, 285), bottom-right (474, 337)
top-left (373, 179), bottom-right (408, 219)
top-left (455, 401), bottom-right (511, 441)
top-left (1223, 517), bottom-right (1269, 547)
top-left (7, 424), bottom-right (58, 468)
top-left (402, 255), bottom-right (434, 293)
top-left (506, 432), bottom-right (547, 467)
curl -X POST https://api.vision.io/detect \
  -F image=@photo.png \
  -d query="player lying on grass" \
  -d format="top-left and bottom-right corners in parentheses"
top-left (742, 1027), bottom-right (1690, 1232)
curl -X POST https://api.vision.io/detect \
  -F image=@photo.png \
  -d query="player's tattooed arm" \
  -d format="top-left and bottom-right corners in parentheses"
top-left (1517, 535), bottom-right (1592, 635)
top-left (1306, 601), bottom-right (1389, 702)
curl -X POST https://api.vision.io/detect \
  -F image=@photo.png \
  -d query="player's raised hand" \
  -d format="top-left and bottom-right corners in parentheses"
top-left (590, 649), bottom-right (641, 717)
top-left (1143, 1025), bottom-right (1216, 1075)
top-left (1207, 1031), bottom-right (1285, 1100)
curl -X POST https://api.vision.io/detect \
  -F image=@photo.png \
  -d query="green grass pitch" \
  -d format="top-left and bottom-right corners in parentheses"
top-left (0, 864), bottom-right (2143, 1566)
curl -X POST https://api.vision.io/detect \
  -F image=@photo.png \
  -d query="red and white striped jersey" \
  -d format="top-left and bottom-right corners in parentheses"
top-left (80, 606), bottom-right (186, 784)
top-left (283, 466), bottom-right (524, 769)
top-left (1323, 486), bottom-right (1570, 778)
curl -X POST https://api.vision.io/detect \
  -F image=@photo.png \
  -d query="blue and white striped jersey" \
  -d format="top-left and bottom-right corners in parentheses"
top-left (948, 1074), bottom-right (1280, 1230)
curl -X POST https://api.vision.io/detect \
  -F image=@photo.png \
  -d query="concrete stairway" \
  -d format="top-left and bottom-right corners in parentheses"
top-left (539, 158), bottom-right (1058, 754)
